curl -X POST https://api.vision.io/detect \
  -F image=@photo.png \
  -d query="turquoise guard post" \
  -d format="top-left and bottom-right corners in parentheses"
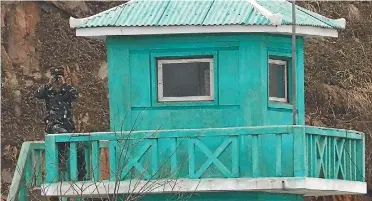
top-left (107, 34), bottom-right (305, 132)
top-left (7, 1), bottom-right (366, 200)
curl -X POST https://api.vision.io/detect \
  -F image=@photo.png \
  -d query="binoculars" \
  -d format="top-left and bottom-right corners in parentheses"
top-left (51, 67), bottom-right (64, 77)
top-left (50, 67), bottom-right (64, 83)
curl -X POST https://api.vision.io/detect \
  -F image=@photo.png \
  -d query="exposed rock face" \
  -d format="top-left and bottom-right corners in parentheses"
top-left (7, 2), bottom-right (40, 69)
top-left (2, 6), bottom-right (6, 28)
top-left (97, 61), bottom-right (108, 80)
top-left (48, 1), bottom-right (91, 18)
top-left (1, 1), bottom-right (371, 201)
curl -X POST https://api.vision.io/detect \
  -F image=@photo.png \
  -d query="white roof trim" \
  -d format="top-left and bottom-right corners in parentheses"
top-left (41, 177), bottom-right (366, 197)
top-left (333, 18), bottom-right (346, 29)
top-left (75, 25), bottom-right (339, 40)
top-left (69, 17), bottom-right (89, 29)
top-left (246, 0), bottom-right (283, 26)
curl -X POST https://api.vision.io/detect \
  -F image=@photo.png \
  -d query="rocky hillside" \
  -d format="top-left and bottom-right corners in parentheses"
top-left (1, 1), bottom-right (123, 196)
top-left (301, 2), bottom-right (372, 201)
top-left (1, 1), bottom-right (372, 201)
top-left (300, 2), bottom-right (372, 201)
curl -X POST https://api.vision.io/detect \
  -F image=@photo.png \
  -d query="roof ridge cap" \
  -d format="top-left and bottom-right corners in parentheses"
top-left (246, 0), bottom-right (283, 26)
top-left (333, 18), bottom-right (346, 29)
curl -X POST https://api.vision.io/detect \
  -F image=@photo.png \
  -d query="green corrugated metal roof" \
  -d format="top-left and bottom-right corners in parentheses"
top-left (71, 0), bottom-right (345, 29)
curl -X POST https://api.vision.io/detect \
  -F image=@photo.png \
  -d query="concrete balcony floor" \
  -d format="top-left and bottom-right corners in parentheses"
top-left (41, 177), bottom-right (366, 198)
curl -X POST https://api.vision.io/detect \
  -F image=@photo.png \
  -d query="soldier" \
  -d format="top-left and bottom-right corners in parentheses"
top-left (35, 67), bottom-right (84, 180)
top-left (35, 67), bottom-right (78, 134)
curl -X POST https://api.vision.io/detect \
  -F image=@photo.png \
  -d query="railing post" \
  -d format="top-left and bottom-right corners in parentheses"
top-left (45, 135), bottom-right (59, 183)
top-left (69, 142), bottom-right (78, 181)
top-left (252, 135), bottom-right (260, 177)
top-left (293, 126), bottom-right (307, 177)
top-left (362, 134), bottom-right (366, 181)
top-left (109, 141), bottom-right (117, 181)
top-left (92, 141), bottom-right (101, 181)
top-left (357, 133), bottom-right (366, 182)
top-left (24, 154), bottom-right (33, 188)
top-left (83, 142), bottom-right (91, 180)
top-left (18, 176), bottom-right (28, 201)
top-left (32, 149), bottom-right (43, 185)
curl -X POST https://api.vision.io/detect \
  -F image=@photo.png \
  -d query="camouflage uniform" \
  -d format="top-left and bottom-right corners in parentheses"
top-left (35, 82), bottom-right (78, 133)
top-left (35, 82), bottom-right (85, 180)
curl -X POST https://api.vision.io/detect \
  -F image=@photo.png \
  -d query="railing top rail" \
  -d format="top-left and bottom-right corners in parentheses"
top-left (305, 126), bottom-right (363, 139)
top-left (46, 125), bottom-right (364, 142)
top-left (7, 141), bottom-right (45, 201)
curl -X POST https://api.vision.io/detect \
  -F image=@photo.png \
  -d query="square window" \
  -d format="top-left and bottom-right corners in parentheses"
top-left (157, 57), bottom-right (214, 102)
top-left (269, 59), bottom-right (288, 103)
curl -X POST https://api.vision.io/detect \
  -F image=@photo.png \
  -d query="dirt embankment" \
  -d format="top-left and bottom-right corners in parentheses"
top-left (1, 1), bottom-right (372, 201)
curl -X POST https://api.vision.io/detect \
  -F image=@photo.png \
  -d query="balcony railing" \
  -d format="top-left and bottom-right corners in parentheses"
top-left (7, 142), bottom-right (45, 201)
top-left (43, 125), bottom-right (365, 184)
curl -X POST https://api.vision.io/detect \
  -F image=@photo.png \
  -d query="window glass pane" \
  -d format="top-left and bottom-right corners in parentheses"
top-left (162, 61), bottom-right (211, 97)
top-left (269, 62), bottom-right (286, 99)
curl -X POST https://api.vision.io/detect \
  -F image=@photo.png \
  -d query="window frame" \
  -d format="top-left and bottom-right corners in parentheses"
top-left (268, 58), bottom-right (289, 103)
top-left (157, 57), bottom-right (215, 102)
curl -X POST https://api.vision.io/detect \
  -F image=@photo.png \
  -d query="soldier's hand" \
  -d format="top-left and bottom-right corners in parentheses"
top-left (65, 77), bottom-right (72, 85)
top-left (59, 75), bottom-right (66, 84)
top-left (48, 77), bottom-right (53, 84)
top-left (63, 66), bottom-right (76, 85)
top-left (63, 67), bottom-right (67, 78)
top-left (64, 67), bottom-right (71, 79)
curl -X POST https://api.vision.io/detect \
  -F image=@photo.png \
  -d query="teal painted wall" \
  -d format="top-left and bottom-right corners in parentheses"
top-left (106, 34), bottom-right (305, 131)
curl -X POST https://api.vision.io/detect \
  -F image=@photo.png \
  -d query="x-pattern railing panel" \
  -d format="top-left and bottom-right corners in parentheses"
top-left (315, 136), bottom-right (327, 178)
top-left (309, 133), bottom-right (359, 181)
top-left (335, 138), bottom-right (346, 179)
top-left (118, 140), bottom-right (157, 180)
top-left (189, 137), bottom-right (238, 178)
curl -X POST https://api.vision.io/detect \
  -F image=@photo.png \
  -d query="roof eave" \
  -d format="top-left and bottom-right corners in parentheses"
top-left (73, 25), bottom-right (341, 41)
top-left (70, 17), bottom-right (87, 29)
top-left (333, 18), bottom-right (346, 29)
